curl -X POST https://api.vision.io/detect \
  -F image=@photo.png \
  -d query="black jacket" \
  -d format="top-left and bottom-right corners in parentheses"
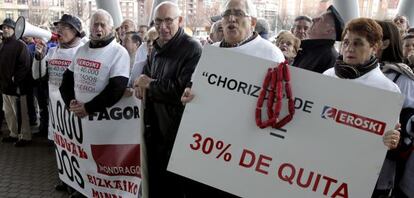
top-left (0, 35), bottom-right (31, 95)
top-left (293, 39), bottom-right (338, 74)
top-left (143, 27), bottom-right (202, 157)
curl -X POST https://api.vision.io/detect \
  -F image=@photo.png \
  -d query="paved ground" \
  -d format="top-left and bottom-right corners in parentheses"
top-left (0, 122), bottom-right (68, 198)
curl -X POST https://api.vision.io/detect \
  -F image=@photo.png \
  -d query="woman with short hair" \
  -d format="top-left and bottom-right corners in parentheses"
top-left (275, 31), bottom-right (301, 64)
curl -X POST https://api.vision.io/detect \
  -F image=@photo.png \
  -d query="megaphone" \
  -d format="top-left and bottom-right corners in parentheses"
top-left (15, 16), bottom-right (58, 41)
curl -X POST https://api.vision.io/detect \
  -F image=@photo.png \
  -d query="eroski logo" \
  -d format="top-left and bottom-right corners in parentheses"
top-left (321, 106), bottom-right (337, 119)
top-left (321, 106), bottom-right (386, 135)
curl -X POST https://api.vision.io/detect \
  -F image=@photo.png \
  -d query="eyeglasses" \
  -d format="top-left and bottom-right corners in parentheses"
top-left (154, 16), bottom-right (179, 26)
top-left (221, 9), bottom-right (250, 18)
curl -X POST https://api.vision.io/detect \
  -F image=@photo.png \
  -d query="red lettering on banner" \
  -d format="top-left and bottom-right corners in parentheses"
top-left (92, 188), bottom-right (123, 198)
top-left (54, 133), bottom-right (88, 159)
top-left (322, 176), bottom-right (338, 196)
top-left (256, 155), bottom-right (272, 175)
top-left (49, 59), bottom-right (71, 67)
top-left (277, 162), bottom-right (348, 198)
top-left (88, 174), bottom-right (138, 195)
top-left (238, 149), bottom-right (272, 175)
top-left (77, 58), bottom-right (101, 69)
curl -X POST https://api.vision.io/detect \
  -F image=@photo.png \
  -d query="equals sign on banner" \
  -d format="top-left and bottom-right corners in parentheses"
top-left (270, 128), bottom-right (287, 139)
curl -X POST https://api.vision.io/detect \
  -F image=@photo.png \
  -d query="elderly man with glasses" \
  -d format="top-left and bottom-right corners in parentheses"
top-left (215, 0), bottom-right (284, 62)
top-left (134, 2), bottom-right (202, 197)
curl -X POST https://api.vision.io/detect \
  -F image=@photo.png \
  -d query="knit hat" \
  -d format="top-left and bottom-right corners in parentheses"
top-left (0, 18), bottom-right (16, 30)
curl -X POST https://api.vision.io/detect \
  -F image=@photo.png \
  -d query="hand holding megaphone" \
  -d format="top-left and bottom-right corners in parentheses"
top-left (34, 40), bottom-right (47, 60)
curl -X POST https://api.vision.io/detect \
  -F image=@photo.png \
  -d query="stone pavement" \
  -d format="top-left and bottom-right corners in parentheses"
top-left (0, 123), bottom-right (68, 198)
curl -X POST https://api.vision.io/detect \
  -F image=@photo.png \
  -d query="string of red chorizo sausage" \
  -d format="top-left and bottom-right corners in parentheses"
top-left (255, 60), bottom-right (295, 129)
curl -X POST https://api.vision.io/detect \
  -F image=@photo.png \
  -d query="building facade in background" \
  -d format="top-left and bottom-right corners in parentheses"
top-left (0, 0), bottom-right (404, 36)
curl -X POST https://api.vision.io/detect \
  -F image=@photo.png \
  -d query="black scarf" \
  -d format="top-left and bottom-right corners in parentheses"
top-left (334, 55), bottom-right (378, 79)
top-left (89, 33), bottom-right (115, 48)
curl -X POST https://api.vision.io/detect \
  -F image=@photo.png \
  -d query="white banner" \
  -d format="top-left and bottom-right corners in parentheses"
top-left (168, 46), bottom-right (404, 198)
top-left (49, 89), bottom-right (141, 198)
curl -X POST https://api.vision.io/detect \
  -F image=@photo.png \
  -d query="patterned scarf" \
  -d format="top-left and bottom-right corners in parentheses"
top-left (334, 55), bottom-right (378, 79)
top-left (220, 32), bottom-right (258, 48)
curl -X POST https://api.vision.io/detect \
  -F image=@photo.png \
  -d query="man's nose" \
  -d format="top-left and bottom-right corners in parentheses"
top-left (228, 14), bottom-right (236, 22)
top-left (159, 22), bottom-right (168, 29)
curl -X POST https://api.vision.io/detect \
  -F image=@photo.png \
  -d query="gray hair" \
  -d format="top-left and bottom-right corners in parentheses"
top-left (154, 2), bottom-right (181, 17)
top-left (91, 9), bottom-right (114, 29)
top-left (223, 0), bottom-right (257, 18)
top-left (210, 20), bottom-right (222, 34)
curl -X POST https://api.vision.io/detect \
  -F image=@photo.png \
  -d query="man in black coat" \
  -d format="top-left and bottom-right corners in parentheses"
top-left (0, 18), bottom-right (32, 147)
top-left (134, 2), bottom-right (202, 197)
top-left (292, 5), bottom-right (344, 73)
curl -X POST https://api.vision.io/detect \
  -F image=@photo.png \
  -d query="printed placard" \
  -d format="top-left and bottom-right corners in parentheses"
top-left (168, 46), bottom-right (404, 198)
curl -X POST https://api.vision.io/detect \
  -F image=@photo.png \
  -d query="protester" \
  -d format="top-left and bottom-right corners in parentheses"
top-left (60, 9), bottom-right (129, 118)
top-left (137, 24), bottom-right (149, 40)
top-left (0, 18), bottom-right (32, 147)
top-left (293, 5), bottom-right (344, 73)
top-left (376, 20), bottom-right (414, 198)
top-left (133, 2), bottom-right (202, 197)
top-left (209, 20), bottom-right (223, 43)
top-left (119, 19), bottom-right (137, 44)
top-left (275, 31), bottom-right (301, 64)
top-left (393, 15), bottom-right (410, 37)
top-left (291, 15), bottom-right (312, 40)
top-left (122, 31), bottom-right (142, 70)
top-left (129, 27), bottom-right (158, 87)
top-left (403, 34), bottom-right (414, 66)
top-left (34, 14), bottom-right (85, 196)
top-left (255, 18), bottom-right (270, 39)
top-left (322, 18), bottom-right (401, 197)
top-left (323, 18), bottom-right (400, 103)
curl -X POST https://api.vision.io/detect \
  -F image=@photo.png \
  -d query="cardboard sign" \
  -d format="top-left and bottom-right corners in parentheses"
top-left (168, 46), bottom-right (404, 198)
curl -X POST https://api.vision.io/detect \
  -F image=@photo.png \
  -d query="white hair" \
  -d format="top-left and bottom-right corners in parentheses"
top-left (154, 1), bottom-right (181, 17)
top-left (91, 9), bottom-right (114, 28)
top-left (223, 0), bottom-right (257, 18)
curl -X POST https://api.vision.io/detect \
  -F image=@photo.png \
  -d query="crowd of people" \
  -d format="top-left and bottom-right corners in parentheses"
top-left (1, 0), bottom-right (414, 197)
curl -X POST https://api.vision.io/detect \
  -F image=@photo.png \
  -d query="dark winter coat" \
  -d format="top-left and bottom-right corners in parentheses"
top-left (143, 27), bottom-right (202, 161)
top-left (0, 35), bottom-right (31, 95)
top-left (293, 39), bottom-right (338, 74)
